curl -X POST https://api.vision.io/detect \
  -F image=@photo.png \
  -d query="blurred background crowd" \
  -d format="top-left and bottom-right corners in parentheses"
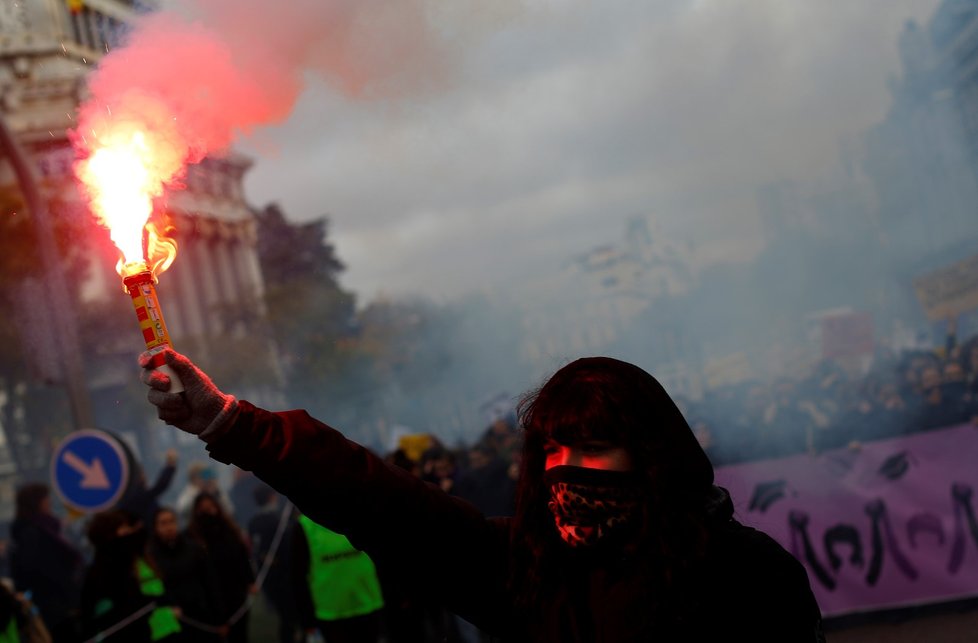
top-left (1, 317), bottom-right (975, 642)
top-left (686, 326), bottom-right (978, 464)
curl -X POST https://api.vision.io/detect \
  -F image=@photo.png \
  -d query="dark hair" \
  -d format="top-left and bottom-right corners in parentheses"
top-left (86, 510), bottom-right (134, 550)
top-left (14, 483), bottom-right (49, 522)
top-left (187, 492), bottom-right (245, 548)
top-left (509, 357), bottom-right (719, 611)
top-left (152, 506), bottom-right (177, 528)
top-left (87, 509), bottom-right (155, 580)
top-left (386, 449), bottom-right (416, 473)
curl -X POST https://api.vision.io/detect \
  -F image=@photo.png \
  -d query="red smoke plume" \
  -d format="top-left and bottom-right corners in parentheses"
top-left (71, 0), bottom-right (466, 270)
top-left (72, 0), bottom-right (454, 240)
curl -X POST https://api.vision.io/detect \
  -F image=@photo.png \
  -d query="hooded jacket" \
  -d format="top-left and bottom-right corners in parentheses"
top-left (205, 400), bottom-right (823, 642)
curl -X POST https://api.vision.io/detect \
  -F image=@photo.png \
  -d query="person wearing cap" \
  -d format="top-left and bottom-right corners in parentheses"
top-left (140, 349), bottom-right (823, 642)
top-left (175, 462), bottom-right (233, 524)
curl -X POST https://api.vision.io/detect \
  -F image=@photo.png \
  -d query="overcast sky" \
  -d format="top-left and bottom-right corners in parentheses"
top-left (234, 0), bottom-right (942, 303)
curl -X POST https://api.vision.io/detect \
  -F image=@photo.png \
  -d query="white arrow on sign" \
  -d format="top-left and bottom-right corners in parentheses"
top-left (62, 451), bottom-right (111, 490)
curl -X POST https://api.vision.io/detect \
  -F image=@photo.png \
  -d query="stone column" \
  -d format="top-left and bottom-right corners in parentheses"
top-left (191, 218), bottom-right (222, 337)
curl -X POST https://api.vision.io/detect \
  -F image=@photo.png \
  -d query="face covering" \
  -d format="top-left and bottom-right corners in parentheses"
top-left (544, 465), bottom-right (644, 548)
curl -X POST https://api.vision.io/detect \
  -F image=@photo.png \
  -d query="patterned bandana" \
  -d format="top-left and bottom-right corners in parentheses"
top-left (544, 465), bottom-right (644, 548)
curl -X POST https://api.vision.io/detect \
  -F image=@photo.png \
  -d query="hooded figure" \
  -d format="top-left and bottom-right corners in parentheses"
top-left (141, 349), bottom-right (824, 642)
top-left (505, 357), bottom-right (824, 640)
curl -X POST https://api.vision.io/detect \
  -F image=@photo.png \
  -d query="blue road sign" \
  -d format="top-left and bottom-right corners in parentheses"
top-left (51, 429), bottom-right (131, 513)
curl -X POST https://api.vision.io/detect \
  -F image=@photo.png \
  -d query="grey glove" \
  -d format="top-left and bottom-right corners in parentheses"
top-left (139, 348), bottom-right (237, 440)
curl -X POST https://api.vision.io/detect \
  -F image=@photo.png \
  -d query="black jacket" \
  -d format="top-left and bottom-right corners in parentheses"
top-left (206, 401), bottom-right (823, 642)
top-left (10, 515), bottom-right (82, 632)
top-left (149, 534), bottom-right (225, 625)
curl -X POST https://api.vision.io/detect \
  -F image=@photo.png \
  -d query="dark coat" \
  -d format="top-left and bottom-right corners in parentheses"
top-left (80, 559), bottom-right (152, 643)
top-left (248, 508), bottom-right (294, 600)
top-left (188, 525), bottom-right (253, 622)
top-left (206, 401), bottom-right (824, 642)
top-left (10, 514), bottom-right (82, 633)
top-left (149, 534), bottom-right (225, 626)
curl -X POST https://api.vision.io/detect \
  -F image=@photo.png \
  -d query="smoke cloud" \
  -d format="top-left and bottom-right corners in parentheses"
top-left (74, 0), bottom-right (516, 187)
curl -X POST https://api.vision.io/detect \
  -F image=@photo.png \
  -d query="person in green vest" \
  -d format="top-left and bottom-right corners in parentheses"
top-left (80, 510), bottom-right (182, 642)
top-left (292, 513), bottom-right (384, 643)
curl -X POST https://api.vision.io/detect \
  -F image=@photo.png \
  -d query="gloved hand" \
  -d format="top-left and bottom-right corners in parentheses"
top-left (139, 348), bottom-right (238, 439)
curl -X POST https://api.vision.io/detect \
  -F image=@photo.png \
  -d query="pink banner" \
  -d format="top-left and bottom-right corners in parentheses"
top-left (715, 423), bottom-right (978, 617)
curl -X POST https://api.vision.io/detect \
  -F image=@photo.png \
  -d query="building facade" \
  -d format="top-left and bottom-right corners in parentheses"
top-left (0, 0), bottom-right (282, 473)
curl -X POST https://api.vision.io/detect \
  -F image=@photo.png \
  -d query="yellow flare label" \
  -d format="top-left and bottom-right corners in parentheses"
top-left (125, 275), bottom-right (174, 360)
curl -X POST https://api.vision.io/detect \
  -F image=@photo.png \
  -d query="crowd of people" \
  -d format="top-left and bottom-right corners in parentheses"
top-left (6, 326), bottom-right (970, 641)
top-left (4, 462), bottom-right (263, 643)
top-left (685, 329), bottom-right (978, 465)
top-left (0, 415), bottom-right (528, 643)
top-left (136, 350), bottom-right (821, 640)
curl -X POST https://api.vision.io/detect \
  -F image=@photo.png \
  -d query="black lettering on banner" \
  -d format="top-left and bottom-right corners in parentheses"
top-left (823, 524), bottom-right (863, 571)
top-left (865, 499), bottom-right (918, 586)
top-left (789, 510), bottom-right (836, 590)
top-left (749, 480), bottom-right (787, 513)
top-left (907, 512), bottom-right (945, 549)
top-left (947, 483), bottom-right (978, 574)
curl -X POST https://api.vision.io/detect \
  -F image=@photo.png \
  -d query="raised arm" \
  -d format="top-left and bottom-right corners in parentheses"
top-left (139, 349), bottom-right (513, 628)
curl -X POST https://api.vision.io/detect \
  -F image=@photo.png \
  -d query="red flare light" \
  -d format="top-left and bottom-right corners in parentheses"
top-left (72, 96), bottom-right (186, 392)
top-left (73, 100), bottom-right (183, 278)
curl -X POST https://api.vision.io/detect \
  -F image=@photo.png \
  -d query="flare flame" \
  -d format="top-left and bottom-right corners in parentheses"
top-left (73, 95), bottom-right (184, 278)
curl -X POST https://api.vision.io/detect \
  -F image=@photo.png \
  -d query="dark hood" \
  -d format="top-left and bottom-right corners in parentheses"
top-left (556, 356), bottom-right (715, 496)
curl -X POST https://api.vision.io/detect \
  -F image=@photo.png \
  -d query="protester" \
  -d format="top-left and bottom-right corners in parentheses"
top-left (453, 444), bottom-right (515, 518)
top-left (119, 449), bottom-right (179, 528)
top-left (419, 446), bottom-right (459, 494)
top-left (474, 416), bottom-right (520, 463)
top-left (140, 348), bottom-right (823, 641)
top-left (229, 469), bottom-right (262, 533)
top-left (246, 486), bottom-right (297, 643)
top-left (80, 510), bottom-right (182, 643)
top-left (380, 454), bottom-right (458, 643)
top-left (291, 513), bottom-right (384, 643)
top-left (175, 464), bottom-right (232, 523)
top-left (10, 484), bottom-right (82, 643)
top-left (148, 507), bottom-right (226, 642)
top-left (186, 492), bottom-right (254, 643)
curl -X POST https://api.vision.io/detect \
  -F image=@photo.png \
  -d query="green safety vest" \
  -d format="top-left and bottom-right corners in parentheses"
top-left (136, 558), bottom-right (182, 641)
top-left (0, 617), bottom-right (19, 643)
top-left (298, 515), bottom-right (385, 621)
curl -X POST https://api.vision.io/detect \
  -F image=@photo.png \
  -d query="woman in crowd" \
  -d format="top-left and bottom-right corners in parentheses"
top-left (186, 493), bottom-right (254, 643)
top-left (80, 510), bottom-right (181, 643)
top-left (149, 507), bottom-right (226, 641)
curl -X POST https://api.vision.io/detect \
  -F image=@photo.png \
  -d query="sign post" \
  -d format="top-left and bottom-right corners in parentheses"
top-left (50, 429), bottom-right (131, 514)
